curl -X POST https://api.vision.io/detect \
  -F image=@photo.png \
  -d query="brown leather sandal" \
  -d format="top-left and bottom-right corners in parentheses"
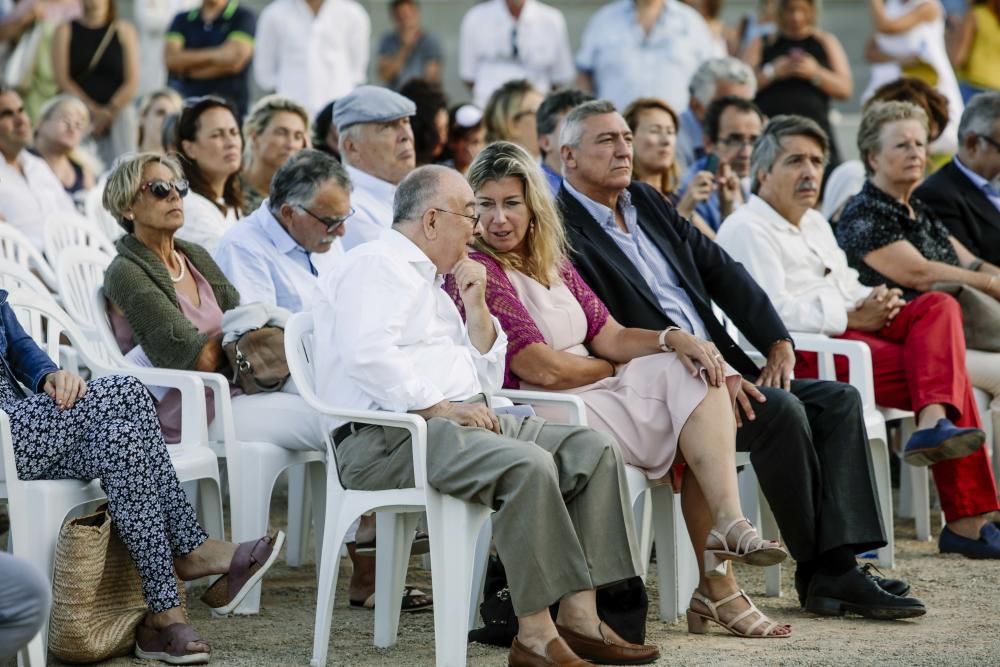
top-left (199, 531), bottom-right (285, 615)
top-left (134, 622), bottom-right (211, 664)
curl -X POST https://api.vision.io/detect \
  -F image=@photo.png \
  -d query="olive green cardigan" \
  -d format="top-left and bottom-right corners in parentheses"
top-left (104, 234), bottom-right (241, 370)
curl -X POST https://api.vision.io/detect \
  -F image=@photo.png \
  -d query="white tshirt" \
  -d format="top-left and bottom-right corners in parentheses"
top-left (459, 0), bottom-right (575, 107)
top-left (0, 151), bottom-right (80, 251)
top-left (312, 229), bottom-right (507, 427)
top-left (254, 0), bottom-right (371, 115)
top-left (175, 191), bottom-right (239, 254)
top-left (716, 195), bottom-right (872, 336)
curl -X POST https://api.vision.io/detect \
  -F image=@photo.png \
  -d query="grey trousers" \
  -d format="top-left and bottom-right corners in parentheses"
top-left (336, 410), bottom-right (641, 616)
top-left (0, 551), bottom-right (51, 659)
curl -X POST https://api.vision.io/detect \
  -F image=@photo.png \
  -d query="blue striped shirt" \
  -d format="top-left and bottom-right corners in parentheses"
top-left (564, 180), bottom-right (708, 338)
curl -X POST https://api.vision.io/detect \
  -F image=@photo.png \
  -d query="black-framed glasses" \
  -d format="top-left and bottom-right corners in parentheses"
top-left (433, 207), bottom-right (481, 226)
top-left (140, 178), bottom-right (189, 199)
top-left (719, 134), bottom-right (761, 149)
top-left (978, 134), bottom-right (1000, 152)
top-left (298, 205), bottom-right (355, 232)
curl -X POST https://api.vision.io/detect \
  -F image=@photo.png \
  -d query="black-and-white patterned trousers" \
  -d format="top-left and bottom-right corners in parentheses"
top-left (5, 373), bottom-right (208, 613)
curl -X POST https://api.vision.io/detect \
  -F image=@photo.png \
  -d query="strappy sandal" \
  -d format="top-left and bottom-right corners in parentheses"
top-left (704, 518), bottom-right (787, 576)
top-left (200, 531), bottom-right (285, 615)
top-left (686, 589), bottom-right (791, 639)
top-left (135, 622), bottom-right (212, 664)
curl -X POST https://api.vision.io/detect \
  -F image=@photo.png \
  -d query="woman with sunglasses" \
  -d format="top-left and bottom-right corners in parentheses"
top-left (102, 151), bottom-right (326, 453)
top-left (174, 95), bottom-right (244, 253)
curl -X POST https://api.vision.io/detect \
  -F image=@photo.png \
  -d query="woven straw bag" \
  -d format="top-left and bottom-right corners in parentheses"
top-left (48, 507), bottom-right (185, 663)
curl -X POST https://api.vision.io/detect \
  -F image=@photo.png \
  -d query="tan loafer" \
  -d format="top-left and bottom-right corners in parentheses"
top-left (508, 637), bottom-right (589, 666)
top-left (556, 621), bottom-right (660, 665)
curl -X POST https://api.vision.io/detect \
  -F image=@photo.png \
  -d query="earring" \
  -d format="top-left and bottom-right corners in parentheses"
top-left (529, 219), bottom-right (536, 234)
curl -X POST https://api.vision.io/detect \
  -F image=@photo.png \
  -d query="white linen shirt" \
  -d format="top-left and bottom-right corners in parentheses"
top-left (716, 195), bottom-right (872, 336)
top-left (254, 0), bottom-right (371, 116)
top-left (0, 151), bottom-right (80, 251)
top-left (576, 0), bottom-right (714, 112)
top-left (175, 191), bottom-right (239, 254)
top-left (340, 164), bottom-right (396, 251)
top-left (459, 0), bottom-right (575, 107)
top-left (312, 229), bottom-right (508, 426)
top-left (213, 200), bottom-right (324, 312)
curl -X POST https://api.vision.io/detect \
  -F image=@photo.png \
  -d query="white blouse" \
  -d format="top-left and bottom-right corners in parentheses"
top-left (176, 191), bottom-right (239, 254)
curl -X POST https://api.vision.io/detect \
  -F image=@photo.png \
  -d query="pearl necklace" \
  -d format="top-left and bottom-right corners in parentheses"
top-left (168, 250), bottom-right (186, 283)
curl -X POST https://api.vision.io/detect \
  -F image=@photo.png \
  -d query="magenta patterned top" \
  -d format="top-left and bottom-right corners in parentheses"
top-left (444, 250), bottom-right (610, 389)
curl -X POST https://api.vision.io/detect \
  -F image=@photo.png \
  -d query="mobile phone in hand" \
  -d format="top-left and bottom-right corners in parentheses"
top-left (704, 154), bottom-right (720, 175)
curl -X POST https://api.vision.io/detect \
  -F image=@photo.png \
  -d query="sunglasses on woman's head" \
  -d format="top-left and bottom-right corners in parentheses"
top-left (140, 178), bottom-right (189, 199)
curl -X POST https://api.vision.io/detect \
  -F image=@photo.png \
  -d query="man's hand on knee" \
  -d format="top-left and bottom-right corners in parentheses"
top-left (414, 400), bottom-right (501, 433)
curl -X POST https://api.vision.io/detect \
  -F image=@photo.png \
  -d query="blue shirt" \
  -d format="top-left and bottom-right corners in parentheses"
top-left (576, 0), bottom-right (714, 112)
top-left (213, 201), bottom-right (318, 313)
top-left (563, 180), bottom-right (708, 338)
top-left (679, 155), bottom-right (751, 232)
top-left (0, 290), bottom-right (59, 395)
top-left (542, 162), bottom-right (562, 196)
top-left (676, 107), bottom-right (704, 173)
top-left (166, 0), bottom-right (257, 118)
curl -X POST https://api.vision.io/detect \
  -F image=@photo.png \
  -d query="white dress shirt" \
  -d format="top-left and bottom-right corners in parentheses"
top-left (312, 229), bottom-right (507, 426)
top-left (340, 164), bottom-right (396, 251)
top-left (459, 0), bottom-right (575, 107)
top-left (716, 195), bottom-right (872, 336)
top-left (175, 191), bottom-right (239, 254)
top-left (254, 0), bottom-right (371, 116)
top-left (0, 151), bottom-right (80, 251)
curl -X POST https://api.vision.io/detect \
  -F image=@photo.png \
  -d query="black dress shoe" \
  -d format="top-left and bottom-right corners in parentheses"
top-left (805, 565), bottom-right (926, 620)
top-left (795, 563), bottom-right (911, 606)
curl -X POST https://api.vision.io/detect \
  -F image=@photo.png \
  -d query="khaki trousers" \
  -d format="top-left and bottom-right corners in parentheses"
top-left (335, 407), bottom-right (640, 616)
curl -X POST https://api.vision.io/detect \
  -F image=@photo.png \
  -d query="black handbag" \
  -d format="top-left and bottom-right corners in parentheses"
top-left (468, 555), bottom-right (649, 648)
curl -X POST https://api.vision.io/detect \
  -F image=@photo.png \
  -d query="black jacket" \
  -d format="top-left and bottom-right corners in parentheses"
top-left (557, 181), bottom-right (789, 379)
top-left (915, 160), bottom-right (1000, 266)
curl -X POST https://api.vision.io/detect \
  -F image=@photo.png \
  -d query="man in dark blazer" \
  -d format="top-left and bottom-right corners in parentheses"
top-left (916, 92), bottom-right (1000, 266)
top-left (556, 100), bottom-right (917, 619)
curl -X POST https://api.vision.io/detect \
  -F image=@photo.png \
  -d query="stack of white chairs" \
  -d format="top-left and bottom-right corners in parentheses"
top-left (2, 290), bottom-right (224, 667)
top-left (0, 225), bottom-right (58, 294)
top-left (43, 215), bottom-right (115, 269)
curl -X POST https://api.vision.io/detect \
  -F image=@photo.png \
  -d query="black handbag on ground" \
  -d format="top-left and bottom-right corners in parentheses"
top-left (468, 555), bottom-right (649, 648)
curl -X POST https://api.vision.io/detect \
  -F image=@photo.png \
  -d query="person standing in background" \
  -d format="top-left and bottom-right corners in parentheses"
top-left (377, 0), bottom-right (442, 91)
top-left (133, 0), bottom-right (197, 96)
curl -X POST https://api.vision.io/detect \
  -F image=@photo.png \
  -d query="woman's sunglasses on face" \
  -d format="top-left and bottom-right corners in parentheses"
top-left (140, 179), bottom-right (189, 200)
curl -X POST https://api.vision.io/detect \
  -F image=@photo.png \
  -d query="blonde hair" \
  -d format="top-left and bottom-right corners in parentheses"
top-left (466, 141), bottom-right (568, 286)
top-left (102, 152), bottom-right (184, 233)
top-left (36, 94), bottom-right (104, 175)
top-left (623, 97), bottom-right (682, 195)
top-left (137, 88), bottom-right (182, 147)
top-left (483, 79), bottom-right (537, 143)
top-left (857, 100), bottom-right (929, 176)
top-left (242, 94), bottom-right (311, 165)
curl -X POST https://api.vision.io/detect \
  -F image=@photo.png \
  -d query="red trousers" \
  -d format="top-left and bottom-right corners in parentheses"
top-left (796, 292), bottom-right (999, 521)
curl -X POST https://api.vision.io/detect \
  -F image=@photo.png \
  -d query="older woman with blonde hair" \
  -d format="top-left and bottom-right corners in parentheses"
top-left (836, 100), bottom-right (1000, 558)
top-left (102, 152), bottom-right (325, 451)
top-left (239, 95), bottom-right (310, 214)
top-left (137, 88), bottom-right (182, 154)
top-left (623, 97), bottom-right (716, 238)
top-left (482, 79), bottom-right (544, 160)
top-left (32, 94), bottom-right (100, 197)
top-left (446, 141), bottom-right (792, 638)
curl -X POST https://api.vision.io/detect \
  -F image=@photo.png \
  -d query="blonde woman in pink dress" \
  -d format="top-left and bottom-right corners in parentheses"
top-left (445, 141), bottom-right (792, 639)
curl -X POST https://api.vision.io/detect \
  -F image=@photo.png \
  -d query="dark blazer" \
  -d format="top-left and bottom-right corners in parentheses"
top-left (916, 160), bottom-right (1000, 266)
top-left (557, 181), bottom-right (789, 379)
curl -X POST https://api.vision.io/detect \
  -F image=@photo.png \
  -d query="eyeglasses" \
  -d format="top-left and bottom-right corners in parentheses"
top-left (298, 205), bottom-right (355, 232)
top-left (719, 134), bottom-right (761, 149)
top-left (139, 178), bottom-right (189, 199)
top-left (433, 207), bottom-right (481, 226)
top-left (978, 134), bottom-right (1000, 152)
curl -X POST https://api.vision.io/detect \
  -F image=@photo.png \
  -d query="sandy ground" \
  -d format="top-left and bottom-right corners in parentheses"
top-left (10, 487), bottom-right (1000, 667)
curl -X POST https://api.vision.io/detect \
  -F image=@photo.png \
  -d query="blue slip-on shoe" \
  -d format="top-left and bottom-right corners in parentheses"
top-left (902, 418), bottom-right (985, 466)
top-left (939, 522), bottom-right (1000, 559)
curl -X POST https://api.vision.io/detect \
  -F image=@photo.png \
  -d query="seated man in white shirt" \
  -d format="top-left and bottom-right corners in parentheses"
top-left (717, 114), bottom-right (1000, 562)
top-left (335, 85), bottom-right (417, 254)
top-left (313, 164), bottom-right (659, 667)
top-left (0, 87), bottom-right (81, 251)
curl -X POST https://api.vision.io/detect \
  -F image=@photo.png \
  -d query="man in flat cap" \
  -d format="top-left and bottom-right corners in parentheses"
top-left (335, 85), bottom-right (417, 252)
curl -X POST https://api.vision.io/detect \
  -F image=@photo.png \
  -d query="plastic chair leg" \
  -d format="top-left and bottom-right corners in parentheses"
top-left (468, 519), bottom-right (493, 632)
top-left (373, 511), bottom-right (420, 648)
top-left (310, 510), bottom-right (351, 667)
top-left (758, 491), bottom-right (781, 598)
top-left (286, 465), bottom-right (310, 567)
top-left (869, 438), bottom-right (895, 569)
top-left (910, 465), bottom-right (932, 542)
top-left (307, 462), bottom-right (327, 571)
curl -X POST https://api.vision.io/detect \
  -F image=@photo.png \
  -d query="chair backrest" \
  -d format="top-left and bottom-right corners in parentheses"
top-left (6, 289), bottom-right (108, 376)
top-left (91, 286), bottom-right (129, 367)
top-left (0, 224), bottom-right (58, 290)
top-left (55, 246), bottom-right (111, 327)
top-left (285, 311), bottom-right (322, 412)
top-left (0, 261), bottom-right (54, 297)
top-left (83, 179), bottom-right (124, 245)
top-left (44, 215), bottom-right (114, 266)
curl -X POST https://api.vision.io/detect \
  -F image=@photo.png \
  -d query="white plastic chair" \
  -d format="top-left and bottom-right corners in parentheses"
top-left (2, 290), bottom-right (224, 667)
top-left (0, 224), bottom-right (58, 292)
top-left (0, 261), bottom-right (54, 298)
top-left (43, 215), bottom-right (114, 266)
top-left (55, 246), bottom-right (113, 356)
top-left (285, 311), bottom-right (494, 667)
top-left (83, 177), bottom-right (124, 245)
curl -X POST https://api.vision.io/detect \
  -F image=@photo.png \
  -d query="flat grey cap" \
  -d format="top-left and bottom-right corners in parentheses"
top-left (334, 86), bottom-right (416, 133)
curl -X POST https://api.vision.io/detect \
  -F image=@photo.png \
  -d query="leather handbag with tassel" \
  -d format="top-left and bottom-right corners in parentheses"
top-left (222, 326), bottom-right (290, 394)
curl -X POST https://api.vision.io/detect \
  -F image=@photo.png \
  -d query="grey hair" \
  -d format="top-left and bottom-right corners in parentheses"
top-left (558, 99), bottom-right (618, 151)
top-left (689, 57), bottom-right (757, 108)
top-left (337, 124), bottom-right (365, 165)
top-left (751, 114), bottom-right (829, 193)
top-left (958, 91), bottom-right (1000, 143)
top-left (392, 165), bottom-right (449, 226)
top-left (268, 149), bottom-right (351, 215)
top-left (857, 101), bottom-right (928, 177)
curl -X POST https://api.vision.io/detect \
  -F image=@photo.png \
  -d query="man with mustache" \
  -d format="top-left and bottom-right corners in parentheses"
top-left (558, 101), bottom-right (923, 619)
top-left (719, 114), bottom-right (1000, 560)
